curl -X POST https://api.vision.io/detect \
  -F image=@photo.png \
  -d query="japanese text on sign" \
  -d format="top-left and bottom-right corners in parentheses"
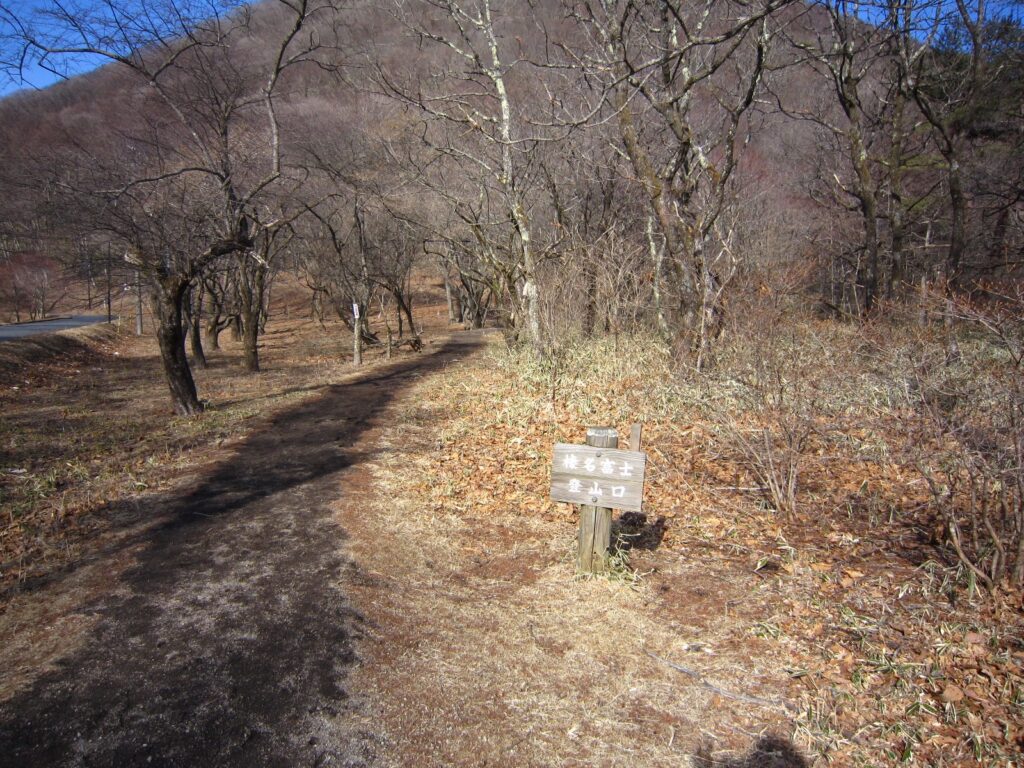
top-left (549, 443), bottom-right (646, 512)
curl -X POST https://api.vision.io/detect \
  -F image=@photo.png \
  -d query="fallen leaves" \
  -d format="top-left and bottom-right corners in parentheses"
top-left (941, 683), bottom-right (965, 703)
top-left (428, 337), bottom-right (1024, 768)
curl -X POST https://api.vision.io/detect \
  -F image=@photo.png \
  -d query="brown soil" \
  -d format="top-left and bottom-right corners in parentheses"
top-left (0, 318), bottom-right (485, 766)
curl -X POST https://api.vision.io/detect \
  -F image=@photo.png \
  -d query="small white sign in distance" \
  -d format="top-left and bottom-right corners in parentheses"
top-left (550, 443), bottom-right (646, 512)
top-left (352, 303), bottom-right (360, 319)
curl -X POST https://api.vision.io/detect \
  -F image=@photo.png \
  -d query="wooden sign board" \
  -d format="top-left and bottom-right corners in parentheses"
top-left (550, 443), bottom-right (646, 512)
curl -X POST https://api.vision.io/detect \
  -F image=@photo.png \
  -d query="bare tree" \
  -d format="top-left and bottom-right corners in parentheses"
top-left (774, 1), bottom-right (897, 314)
top-left (899, 0), bottom-right (1024, 284)
top-left (381, 0), bottom-right (561, 352)
top-left (567, 0), bottom-right (784, 366)
top-left (4, 0), bottom-right (329, 413)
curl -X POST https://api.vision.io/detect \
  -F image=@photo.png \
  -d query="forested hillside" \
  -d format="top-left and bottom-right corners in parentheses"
top-left (1, 1), bottom-right (1023, 764)
top-left (2, 0), bottom-right (1018, 386)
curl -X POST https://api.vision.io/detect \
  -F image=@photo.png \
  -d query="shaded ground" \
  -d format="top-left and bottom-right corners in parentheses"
top-left (0, 333), bottom-right (482, 768)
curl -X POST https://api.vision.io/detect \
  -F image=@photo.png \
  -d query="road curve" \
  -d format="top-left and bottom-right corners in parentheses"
top-left (0, 316), bottom-right (115, 341)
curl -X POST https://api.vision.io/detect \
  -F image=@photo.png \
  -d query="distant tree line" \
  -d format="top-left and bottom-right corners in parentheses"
top-left (0, 0), bottom-right (1019, 413)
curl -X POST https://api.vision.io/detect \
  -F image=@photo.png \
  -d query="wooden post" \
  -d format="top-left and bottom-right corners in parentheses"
top-left (105, 258), bottom-right (112, 323)
top-left (577, 426), bottom-right (618, 574)
top-left (629, 423), bottom-right (643, 452)
top-left (353, 302), bottom-right (362, 367)
top-left (135, 270), bottom-right (144, 335)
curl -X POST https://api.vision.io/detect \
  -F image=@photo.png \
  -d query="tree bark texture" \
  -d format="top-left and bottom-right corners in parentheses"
top-left (152, 277), bottom-right (204, 416)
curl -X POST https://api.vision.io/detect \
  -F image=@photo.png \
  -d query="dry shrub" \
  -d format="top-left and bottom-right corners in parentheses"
top-left (510, 270), bottom-right (1024, 596)
top-left (704, 289), bottom-right (834, 518)
top-left (717, 414), bottom-right (812, 518)
top-left (535, 233), bottom-right (651, 347)
top-left (903, 288), bottom-right (1024, 589)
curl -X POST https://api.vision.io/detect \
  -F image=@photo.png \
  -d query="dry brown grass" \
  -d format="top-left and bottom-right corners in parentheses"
top-left (335, 312), bottom-right (1024, 767)
top-left (337, 340), bottom-right (805, 768)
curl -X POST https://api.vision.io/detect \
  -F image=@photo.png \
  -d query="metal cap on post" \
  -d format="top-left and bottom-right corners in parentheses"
top-left (587, 426), bottom-right (618, 443)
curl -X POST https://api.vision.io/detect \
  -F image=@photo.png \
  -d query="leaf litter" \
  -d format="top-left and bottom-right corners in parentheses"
top-left (337, 330), bottom-right (1024, 767)
top-left (1, 297), bottom-right (1021, 766)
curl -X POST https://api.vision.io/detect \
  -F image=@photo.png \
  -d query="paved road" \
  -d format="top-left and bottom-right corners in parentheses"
top-left (0, 315), bottom-right (114, 341)
top-left (0, 334), bottom-right (482, 768)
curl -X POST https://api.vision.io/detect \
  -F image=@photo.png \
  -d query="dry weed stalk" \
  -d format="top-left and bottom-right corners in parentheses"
top-left (916, 395), bottom-right (1024, 590)
top-left (707, 316), bottom-right (824, 519)
top-left (719, 416), bottom-right (812, 518)
top-left (908, 288), bottom-right (1024, 590)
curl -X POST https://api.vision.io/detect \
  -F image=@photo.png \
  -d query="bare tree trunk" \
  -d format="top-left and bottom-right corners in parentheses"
top-left (890, 205), bottom-right (906, 298)
top-left (238, 257), bottom-right (266, 373)
top-left (188, 284), bottom-right (207, 369)
top-left (453, 287), bottom-right (464, 324)
top-left (444, 272), bottom-right (457, 323)
top-left (202, 276), bottom-right (228, 350)
top-left (986, 207), bottom-right (1010, 269)
top-left (947, 160), bottom-right (966, 283)
top-left (152, 277), bottom-right (204, 416)
top-left (483, 2), bottom-right (541, 352)
top-left (885, 86), bottom-right (907, 298)
top-left (205, 319), bottom-right (221, 350)
top-left (261, 279), bottom-right (272, 334)
top-left (582, 261), bottom-right (597, 337)
top-left (848, 103), bottom-right (880, 314)
top-left (646, 216), bottom-right (671, 343)
top-left (614, 92), bottom-right (692, 331)
top-left (394, 290), bottom-right (416, 342)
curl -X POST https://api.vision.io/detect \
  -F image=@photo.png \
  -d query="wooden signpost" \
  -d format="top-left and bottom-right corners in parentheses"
top-left (352, 302), bottom-right (362, 366)
top-left (550, 425), bottom-right (646, 574)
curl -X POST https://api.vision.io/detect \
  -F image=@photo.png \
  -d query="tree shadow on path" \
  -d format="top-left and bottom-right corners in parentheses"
top-left (693, 735), bottom-right (809, 768)
top-left (0, 333), bottom-right (484, 768)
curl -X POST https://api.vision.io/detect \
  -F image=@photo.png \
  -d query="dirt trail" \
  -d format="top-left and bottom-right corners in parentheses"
top-left (0, 333), bottom-right (484, 768)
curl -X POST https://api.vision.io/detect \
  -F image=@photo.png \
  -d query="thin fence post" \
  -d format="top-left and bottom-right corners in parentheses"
top-left (353, 302), bottom-right (362, 367)
top-left (577, 426), bottom-right (618, 574)
top-left (629, 423), bottom-right (643, 452)
top-left (135, 270), bottom-right (144, 336)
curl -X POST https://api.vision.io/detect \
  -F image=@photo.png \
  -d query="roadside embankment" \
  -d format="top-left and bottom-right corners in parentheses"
top-left (0, 324), bottom-right (120, 382)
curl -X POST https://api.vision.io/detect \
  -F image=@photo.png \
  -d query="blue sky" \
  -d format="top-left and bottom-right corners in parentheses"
top-left (2, 0), bottom-right (1020, 98)
top-left (1, 0), bottom-right (104, 95)
top-left (0, 0), bottom-right (245, 97)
